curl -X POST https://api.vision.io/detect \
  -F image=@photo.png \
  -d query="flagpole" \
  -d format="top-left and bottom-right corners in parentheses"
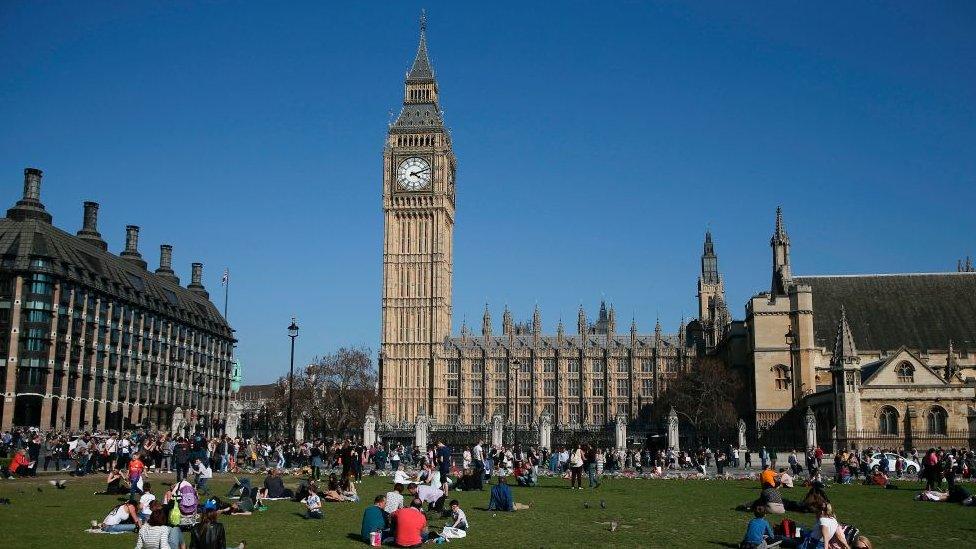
top-left (223, 268), bottom-right (230, 321)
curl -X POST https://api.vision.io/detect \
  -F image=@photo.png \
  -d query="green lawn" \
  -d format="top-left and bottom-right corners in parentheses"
top-left (0, 472), bottom-right (970, 548)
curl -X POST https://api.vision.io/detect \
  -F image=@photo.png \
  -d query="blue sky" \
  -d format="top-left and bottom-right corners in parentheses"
top-left (2, 1), bottom-right (974, 384)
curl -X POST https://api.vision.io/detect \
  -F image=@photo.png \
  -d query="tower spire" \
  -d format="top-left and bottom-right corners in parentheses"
top-left (407, 9), bottom-right (434, 83)
top-left (770, 206), bottom-right (792, 295)
top-left (831, 306), bottom-right (859, 368)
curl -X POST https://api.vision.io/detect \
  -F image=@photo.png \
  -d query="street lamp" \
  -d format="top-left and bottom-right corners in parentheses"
top-left (287, 317), bottom-right (299, 441)
top-left (785, 327), bottom-right (797, 399)
top-left (510, 358), bottom-right (521, 451)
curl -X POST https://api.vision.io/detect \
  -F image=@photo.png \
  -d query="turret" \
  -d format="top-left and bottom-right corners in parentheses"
top-left (481, 304), bottom-right (492, 338)
top-left (7, 167), bottom-right (52, 223)
top-left (77, 201), bottom-right (107, 250)
top-left (771, 206), bottom-right (792, 295)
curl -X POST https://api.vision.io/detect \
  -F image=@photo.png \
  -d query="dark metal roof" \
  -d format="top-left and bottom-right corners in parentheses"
top-left (793, 273), bottom-right (976, 352)
top-left (392, 103), bottom-right (444, 131)
top-left (0, 216), bottom-right (233, 340)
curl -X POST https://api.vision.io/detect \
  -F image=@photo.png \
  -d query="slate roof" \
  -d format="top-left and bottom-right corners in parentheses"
top-left (0, 215), bottom-right (233, 340)
top-left (793, 273), bottom-right (976, 352)
top-left (392, 103), bottom-right (444, 131)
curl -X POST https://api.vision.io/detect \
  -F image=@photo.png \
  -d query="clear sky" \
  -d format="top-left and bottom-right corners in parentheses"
top-left (2, 2), bottom-right (974, 384)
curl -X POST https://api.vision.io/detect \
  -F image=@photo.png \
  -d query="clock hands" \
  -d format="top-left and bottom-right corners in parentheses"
top-left (409, 168), bottom-right (431, 177)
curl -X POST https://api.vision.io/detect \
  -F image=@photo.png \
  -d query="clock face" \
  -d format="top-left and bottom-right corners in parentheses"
top-left (396, 157), bottom-right (431, 191)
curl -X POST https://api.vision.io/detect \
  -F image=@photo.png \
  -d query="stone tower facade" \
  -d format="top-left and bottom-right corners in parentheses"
top-left (696, 230), bottom-right (729, 352)
top-left (380, 14), bottom-right (456, 422)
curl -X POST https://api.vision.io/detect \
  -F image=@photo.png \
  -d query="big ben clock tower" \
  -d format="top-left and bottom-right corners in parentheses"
top-left (381, 12), bottom-right (456, 423)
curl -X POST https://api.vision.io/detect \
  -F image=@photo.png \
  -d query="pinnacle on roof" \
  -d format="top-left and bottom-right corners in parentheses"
top-left (772, 206), bottom-right (789, 244)
top-left (831, 305), bottom-right (859, 367)
top-left (406, 9), bottom-right (435, 82)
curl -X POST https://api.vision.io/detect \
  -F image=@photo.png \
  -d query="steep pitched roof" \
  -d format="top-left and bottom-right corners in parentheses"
top-left (793, 273), bottom-right (976, 352)
top-left (831, 306), bottom-right (859, 368)
top-left (0, 216), bottom-right (233, 339)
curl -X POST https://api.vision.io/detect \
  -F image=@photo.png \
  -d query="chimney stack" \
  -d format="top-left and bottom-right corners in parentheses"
top-left (155, 244), bottom-right (179, 283)
top-left (120, 225), bottom-right (147, 269)
top-left (6, 167), bottom-right (52, 223)
top-left (188, 262), bottom-right (208, 297)
top-left (76, 201), bottom-right (107, 250)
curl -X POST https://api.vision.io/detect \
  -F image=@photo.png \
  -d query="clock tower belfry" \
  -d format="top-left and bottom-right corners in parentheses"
top-left (381, 12), bottom-right (456, 423)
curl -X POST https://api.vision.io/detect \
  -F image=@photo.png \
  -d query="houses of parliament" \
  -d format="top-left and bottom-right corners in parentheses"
top-left (380, 16), bottom-right (976, 448)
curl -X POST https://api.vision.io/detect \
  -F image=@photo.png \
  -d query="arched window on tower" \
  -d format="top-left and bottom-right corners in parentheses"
top-left (896, 362), bottom-right (915, 383)
top-left (926, 406), bottom-right (948, 435)
top-left (878, 406), bottom-right (899, 435)
top-left (773, 365), bottom-right (791, 391)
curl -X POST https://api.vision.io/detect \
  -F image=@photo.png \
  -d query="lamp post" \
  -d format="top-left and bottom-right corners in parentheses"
top-left (785, 327), bottom-right (797, 400)
top-left (510, 358), bottom-right (521, 450)
top-left (287, 317), bottom-right (299, 441)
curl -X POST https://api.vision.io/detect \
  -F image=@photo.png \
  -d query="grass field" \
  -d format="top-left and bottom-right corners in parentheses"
top-left (0, 471), bottom-right (971, 548)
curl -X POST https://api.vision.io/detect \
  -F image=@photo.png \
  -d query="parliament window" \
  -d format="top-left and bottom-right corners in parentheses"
top-left (926, 406), bottom-right (948, 435)
top-left (518, 403), bottom-right (531, 425)
top-left (591, 403), bottom-right (605, 424)
top-left (493, 359), bottom-right (507, 374)
top-left (878, 406), bottom-right (898, 435)
top-left (543, 358), bottom-right (556, 373)
top-left (567, 359), bottom-right (580, 373)
top-left (592, 359), bottom-right (605, 373)
top-left (641, 358), bottom-right (654, 372)
top-left (592, 378), bottom-right (604, 397)
top-left (495, 379), bottom-right (507, 397)
top-left (616, 378), bottom-right (630, 397)
top-left (642, 378), bottom-right (654, 397)
top-left (568, 403), bottom-right (581, 424)
top-left (896, 362), bottom-right (914, 383)
top-left (470, 403), bottom-right (483, 424)
top-left (470, 380), bottom-right (483, 397)
top-left (617, 358), bottom-right (630, 373)
top-left (447, 359), bottom-right (460, 374)
top-left (445, 403), bottom-right (459, 424)
top-left (543, 378), bottom-right (556, 397)
top-left (447, 378), bottom-right (458, 397)
top-left (471, 360), bottom-right (484, 375)
top-left (568, 379), bottom-right (580, 397)
top-left (773, 365), bottom-right (790, 390)
top-left (518, 379), bottom-right (531, 397)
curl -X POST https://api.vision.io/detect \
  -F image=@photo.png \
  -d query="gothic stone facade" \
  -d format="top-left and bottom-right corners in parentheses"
top-left (0, 168), bottom-right (236, 432)
top-left (379, 21), bottom-right (695, 427)
top-left (730, 208), bottom-right (976, 449)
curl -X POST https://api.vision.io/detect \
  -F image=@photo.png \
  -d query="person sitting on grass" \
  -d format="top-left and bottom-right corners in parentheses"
top-left (807, 502), bottom-right (849, 549)
top-left (322, 474), bottom-right (345, 502)
top-left (135, 505), bottom-right (174, 549)
top-left (390, 498), bottom-right (428, 547)
top-left (515, 461), bottom-right (537, 487)
top-left (171, 477), bottom-right (199, 519)
top-left (446, 499), bottom-right (468, 531)
top-left (778, 468), bottom-right (794, 488)
top-left (304, 485), bottom-right (323, 519)
top-left (739, 504), bottom-right (776, 549)
top-left (95, 469), bottom-right (129, 495)
top-left (341, 472), bottom-right (360, 502)
top-left (259, 468), bottom-right (293, 499)
top-left (487, 475), bottom-right (514, 512)
top-left (138, 482), bottom-right (156, 522)
top-left (384, 483), bottom-right (405, 518)
top-left (361, 494), bottom-right (387, 543)
top-left (94, 498), bottom-right (142, 533)
top-left (6, 448), bottom-right (36, 478)
top-left (188, 504), bottom-right (246, 549)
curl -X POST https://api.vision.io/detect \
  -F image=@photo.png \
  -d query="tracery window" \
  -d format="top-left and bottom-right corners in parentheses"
top-left (896, 362), bottom-right (914, 383)
top-left (773, 365), bottom-right (791, 391)
top-left (927, 406), bottom-right (948, 435)
top-left (878, 406), bottom-right (898, 435)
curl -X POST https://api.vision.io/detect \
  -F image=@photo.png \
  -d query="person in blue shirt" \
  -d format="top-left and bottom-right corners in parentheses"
top-left (487, 476), bottom-right (514, 512)
top-left (361, 494), bottom-right (388, 543)
top-left (741, 504), bottom-right (775, 548)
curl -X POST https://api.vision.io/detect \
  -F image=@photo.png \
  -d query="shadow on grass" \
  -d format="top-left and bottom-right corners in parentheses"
top-left (707, 542), bottom-right (739, 548)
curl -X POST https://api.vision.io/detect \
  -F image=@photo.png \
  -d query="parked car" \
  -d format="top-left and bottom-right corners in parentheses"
top-left (868, 452), bottom-right (919, 475)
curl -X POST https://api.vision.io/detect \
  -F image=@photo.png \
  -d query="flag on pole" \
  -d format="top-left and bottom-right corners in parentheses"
top-left (221, 268), bottom-right (229, 286)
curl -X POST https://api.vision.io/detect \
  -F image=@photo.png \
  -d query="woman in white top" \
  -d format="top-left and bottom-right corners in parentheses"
top-left (810, 502), bottom-right (849, 549)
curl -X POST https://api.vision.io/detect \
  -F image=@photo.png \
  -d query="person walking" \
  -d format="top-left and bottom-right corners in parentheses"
top-left (569, 444), bottom-right (584, 490)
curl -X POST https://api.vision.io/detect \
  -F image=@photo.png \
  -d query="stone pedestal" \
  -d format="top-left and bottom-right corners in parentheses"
top-left (491, 414), bottom-right (503, 448)
top-left (805, 407), bottom-right (817, 450)
top-left (614, 414), bottom-right (628, 450)
top-left (538, 412), bottom-right (552, 450)
top-left (225, 401), bottom-right (242, 439)
top-left (414, 414), bottom-right (429, 450)
top-left (363, 408), bottom-right (377, 447)
top-left (667, 407), bottom-right (680, 452)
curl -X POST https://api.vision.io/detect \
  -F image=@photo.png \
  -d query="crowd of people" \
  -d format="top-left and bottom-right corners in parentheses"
top-left (3, 426), bottom-right (975, 547)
